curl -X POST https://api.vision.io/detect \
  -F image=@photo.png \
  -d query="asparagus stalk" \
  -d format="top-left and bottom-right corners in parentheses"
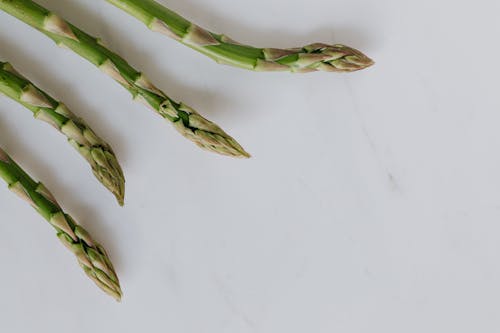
top-left (0, 146), bottom-right (122, 300)
top-left (106, 0), bottom-right (374, 73)
top-left (0, 62), bottom-right (125, 205)
top-left (0, 0), bottom-right (249, 158)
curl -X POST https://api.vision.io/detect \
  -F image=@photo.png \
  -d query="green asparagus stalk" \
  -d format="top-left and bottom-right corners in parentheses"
top-left (106, 0), bottom-right (374, 73)
top-left (0, 146), bottom-right (122, 300)
top-left (0, 62), bottom-right (125, 205)
top-left (0, 0), bottom-right (249, 158)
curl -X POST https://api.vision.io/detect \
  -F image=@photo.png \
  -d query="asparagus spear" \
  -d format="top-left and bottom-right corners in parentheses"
top-left (0, 146), bottom-right (122, 300)
top-left (106, 0), bottom-right (374, 73)
top-left (0, 62), bottom-right (125, 205)
top-left (0, 0), bottom-right (249, 158)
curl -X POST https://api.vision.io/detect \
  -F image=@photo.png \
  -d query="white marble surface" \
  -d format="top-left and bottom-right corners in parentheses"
top-left (1, 0), bottom-right (500, 332)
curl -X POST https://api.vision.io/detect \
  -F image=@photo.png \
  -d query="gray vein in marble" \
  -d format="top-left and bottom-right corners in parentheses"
top-left (214, 276), bottom-right (256, 329)
top-left (343, 77), bottom-right (402, 193)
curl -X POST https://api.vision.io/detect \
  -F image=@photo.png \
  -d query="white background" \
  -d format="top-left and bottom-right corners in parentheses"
top-left (1, 0), bottom-right (500, 332)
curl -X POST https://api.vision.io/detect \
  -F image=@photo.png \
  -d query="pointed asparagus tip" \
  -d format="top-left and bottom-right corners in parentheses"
top-left (90, 148), bottom-right (126, 206)
top-left (346, 50), bottom-right (375, 71)
top-left (170, 104), bottom-right (251, 159)
top-left (194, 137), bottom-right (251, 158)
top-left (116, 193), bottom-right (125, 207)
top-left (321, 43), bottom-right (374, 72)
top-left (241, 151), bottom-right (252, 159)
top-left (97, 170), bottom-right (125, 206)
top-left (262, 43), bottom-right (374, 73)
top-left (235, 146), bottom-right (251, 159)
